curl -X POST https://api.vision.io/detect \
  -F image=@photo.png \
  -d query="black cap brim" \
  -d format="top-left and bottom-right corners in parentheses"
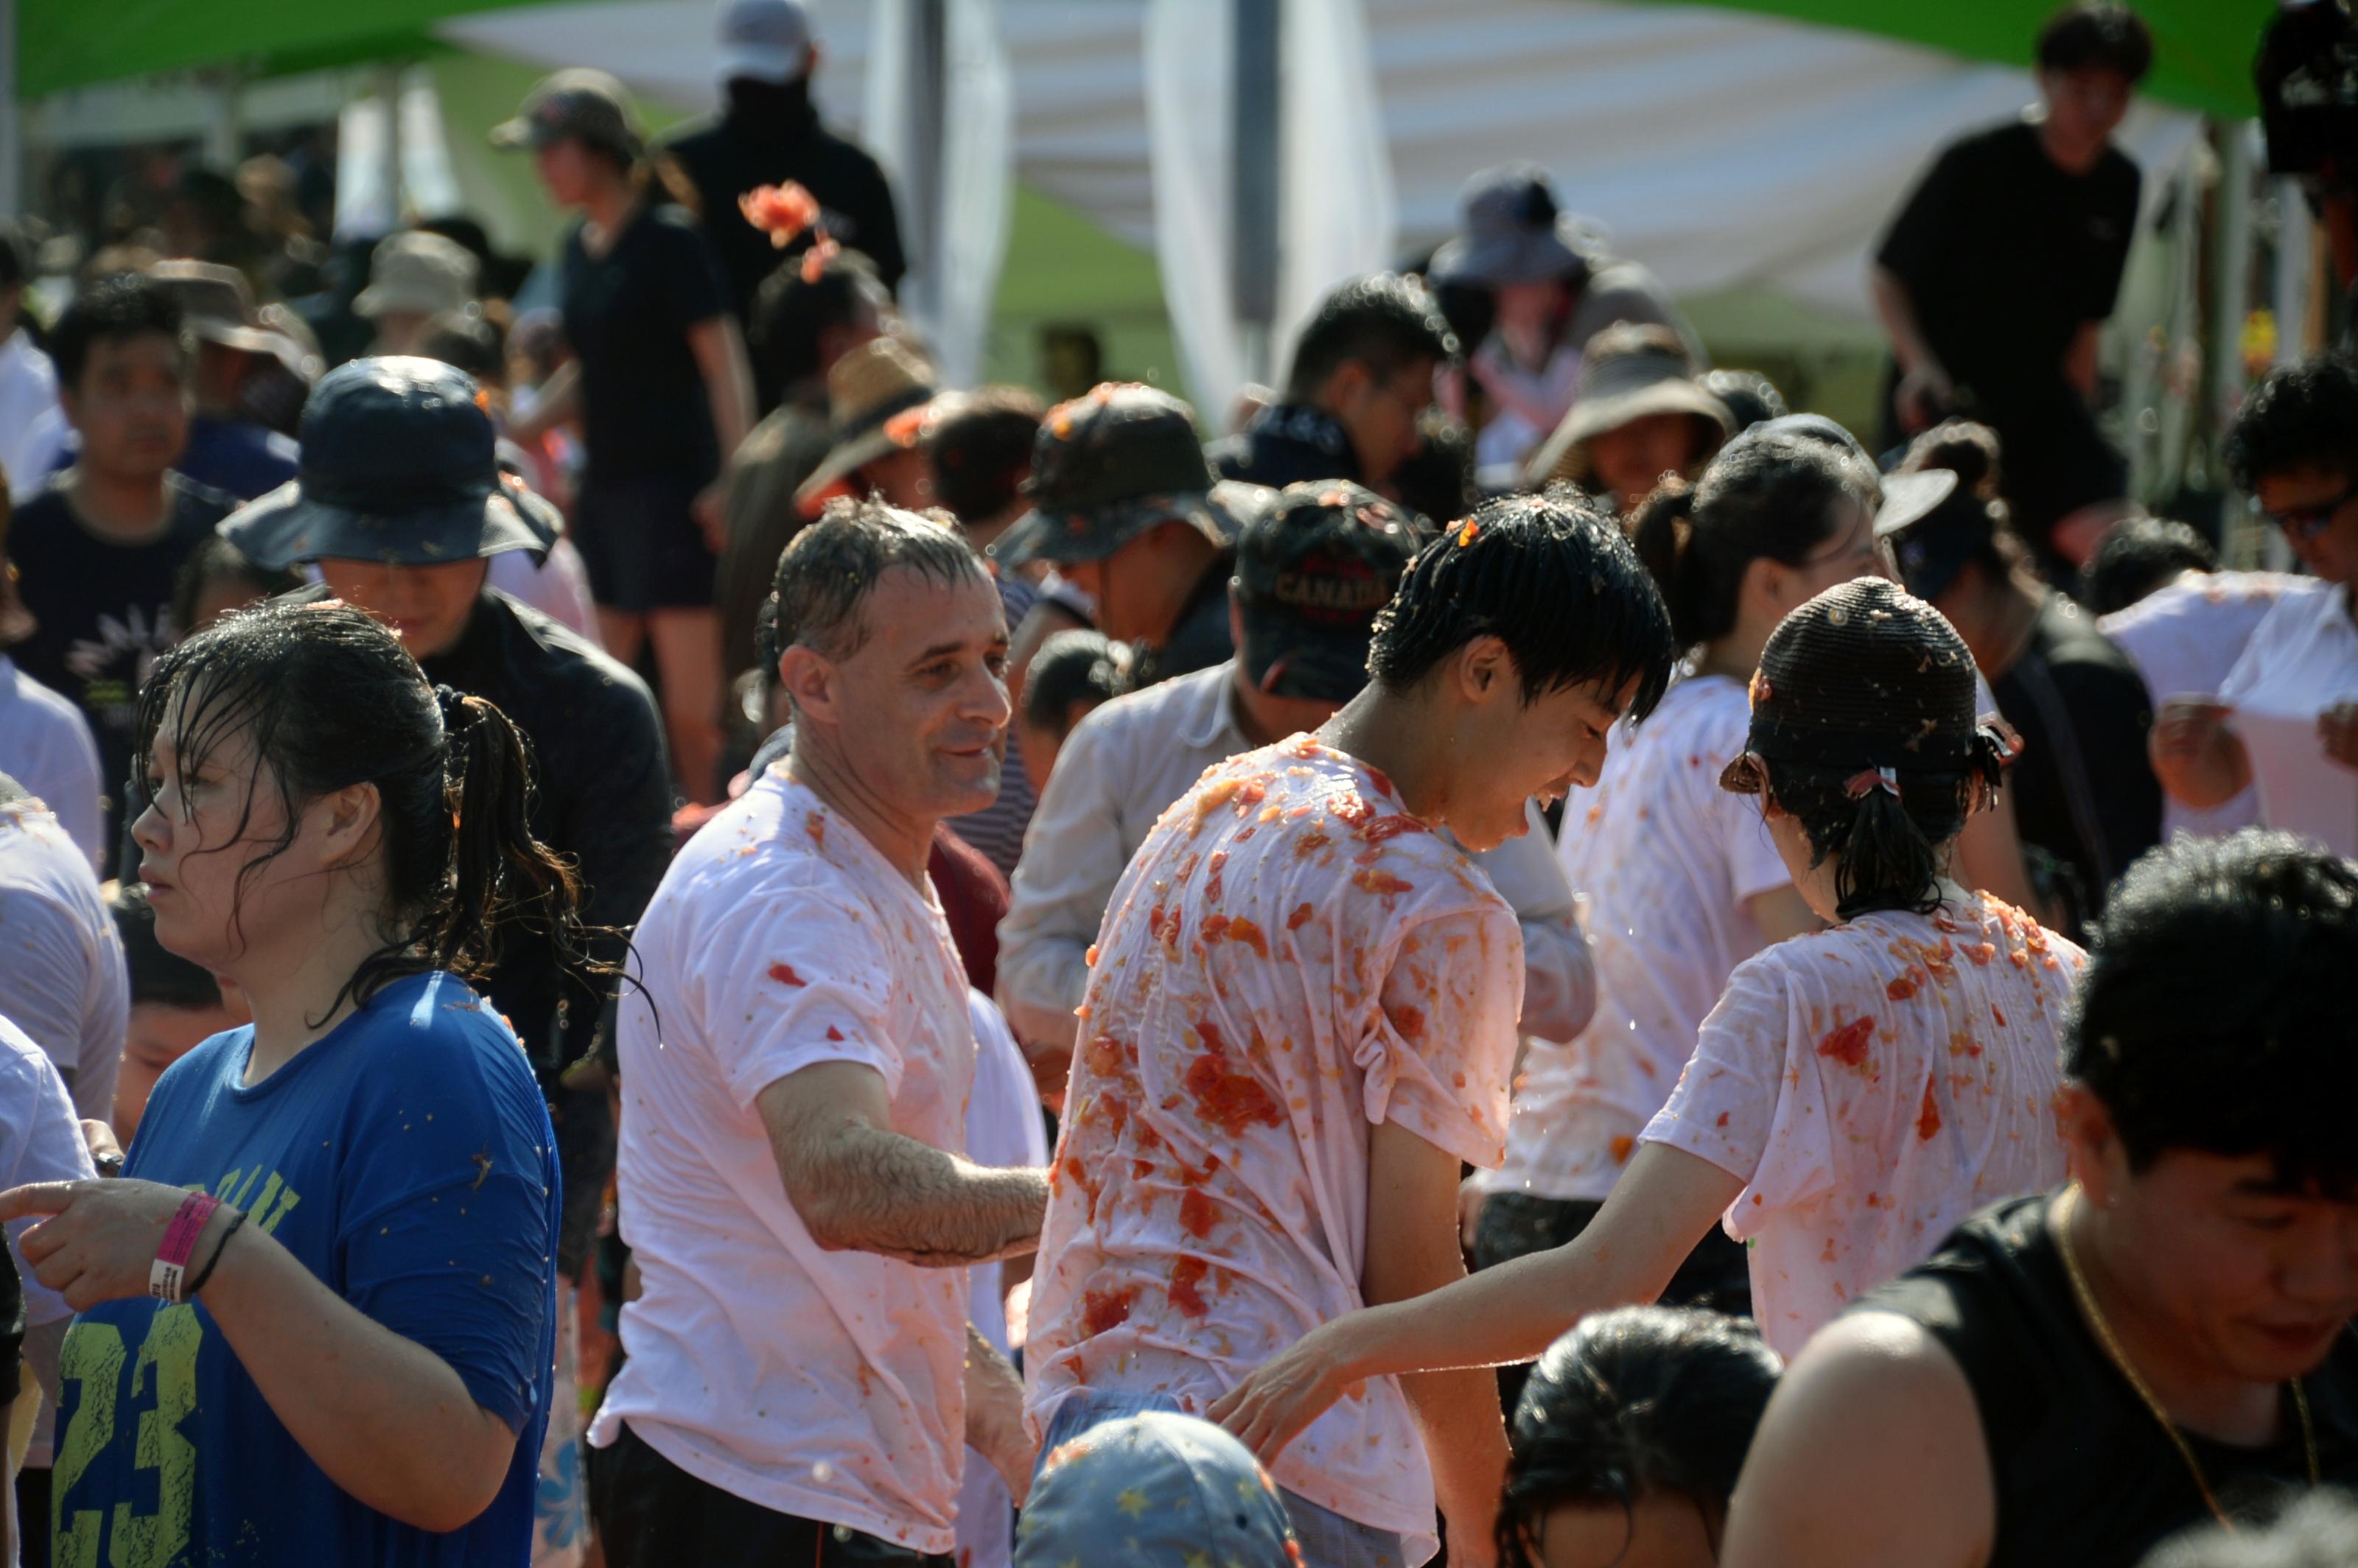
top-left (221, 477), bottom-right (560, 570)
top-left (990, 490), bottom-right (1227, 571)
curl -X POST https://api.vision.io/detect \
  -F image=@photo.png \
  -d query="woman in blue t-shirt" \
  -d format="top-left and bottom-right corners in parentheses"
top-left (0, 599), bottom-right (585, 1565)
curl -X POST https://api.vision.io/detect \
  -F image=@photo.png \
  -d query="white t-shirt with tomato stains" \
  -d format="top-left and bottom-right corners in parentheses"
top-left (1640, 892), bottom-right (2085, 1359)
top-left (1496, 673), bottom-right (1790, 1202)
top-left (590, 771), bottom-right (976, 1555)
top-left (1023, 738), bottom-right (1523, 1555)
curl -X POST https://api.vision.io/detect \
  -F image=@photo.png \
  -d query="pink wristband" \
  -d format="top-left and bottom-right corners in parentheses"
top-left (150, 1192), bottom-right (222, 1303)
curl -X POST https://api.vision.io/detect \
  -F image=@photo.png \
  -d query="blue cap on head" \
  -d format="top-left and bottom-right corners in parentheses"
top-left (1015, 1413), bottom-right (1301, 1568)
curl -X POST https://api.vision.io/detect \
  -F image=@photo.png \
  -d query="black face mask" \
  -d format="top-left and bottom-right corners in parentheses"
top-left (726, 76), bottom-right (815, 128)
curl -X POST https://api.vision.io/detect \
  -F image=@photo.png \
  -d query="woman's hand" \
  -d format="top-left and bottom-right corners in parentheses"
top-left (693, 480), bottom-right (730, 555)
top-left (1207, 1320), bottom-right (1361, 1466)
top-left (0, 1180), bottom-right (231, 1311)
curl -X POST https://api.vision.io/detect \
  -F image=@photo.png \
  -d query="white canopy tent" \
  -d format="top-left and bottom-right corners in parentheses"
top-left (441, 0), bottom-right (2209, 425)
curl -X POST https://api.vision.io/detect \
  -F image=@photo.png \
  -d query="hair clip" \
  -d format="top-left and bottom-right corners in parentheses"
top-left (1844, 766), bottom-right (1901, 801)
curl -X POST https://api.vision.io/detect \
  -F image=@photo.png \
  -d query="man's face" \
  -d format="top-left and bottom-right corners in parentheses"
top-left (63, 331), bottom-right (189, 483)
top-left (791, 564), bottom-right (1011, 821)
top-left (1589, 413), bottom-right (1699, 514)
top-left (2040, 66), bottom-right (2133, 161)
top-left (316, 557), bottom-right (490, 660)
top-left (1054, 526), bottom-right (1175, 645)
top-left (2253, 462), bottom-right (2358, 586)
top-left (1337, 355), bottom-right (1437, 487)
top-left (1448, 648), bottom-right (1637, 851)
top-left (2113, 1149), bottom-right (2358, 1385)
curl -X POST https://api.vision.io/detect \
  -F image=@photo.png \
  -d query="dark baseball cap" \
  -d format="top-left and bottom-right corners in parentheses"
top-left (990, 384), bottom-right (1243, 569)
top-left (220, 357), bottom-right (559, 570)
top-left (1234, 480), bottom-right (1423, 703)
top-left (490, 69), bottom-right (645, 162)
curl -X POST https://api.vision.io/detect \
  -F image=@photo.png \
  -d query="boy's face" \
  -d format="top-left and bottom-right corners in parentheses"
top-left (116, 998), bottom-right (236, 1141)
top-left (62, 330), bottom-right (189, 483)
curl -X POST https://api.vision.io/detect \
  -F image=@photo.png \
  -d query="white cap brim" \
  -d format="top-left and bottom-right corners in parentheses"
top-left (716, 43), bottom-right (806, 85)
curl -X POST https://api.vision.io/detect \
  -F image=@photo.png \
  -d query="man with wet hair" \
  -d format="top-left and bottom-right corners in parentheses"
top-left (593, 500), bottom-right (1046, 1567)
top-left (1023, 490), bottom-right (1677, 1567)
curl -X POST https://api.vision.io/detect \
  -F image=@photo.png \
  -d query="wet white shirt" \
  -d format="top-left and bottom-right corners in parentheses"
top-left (592, 773), bottom-right (976, 1553)
top-left (1642, 893), bottom-right (2083, 1359)
top-left (1024, 739), bottom-right (1522, 1559)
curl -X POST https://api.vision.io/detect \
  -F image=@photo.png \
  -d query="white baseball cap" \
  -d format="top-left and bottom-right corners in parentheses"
top-left (716, 0), bottom-right (812, 86)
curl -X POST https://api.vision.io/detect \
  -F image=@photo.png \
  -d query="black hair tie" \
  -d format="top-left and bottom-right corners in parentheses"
top-left (433, 683), bottom-right (479, 735)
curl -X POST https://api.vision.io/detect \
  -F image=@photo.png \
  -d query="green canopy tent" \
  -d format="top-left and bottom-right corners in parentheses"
top-left (16, 0), bottom-right (2274, 116)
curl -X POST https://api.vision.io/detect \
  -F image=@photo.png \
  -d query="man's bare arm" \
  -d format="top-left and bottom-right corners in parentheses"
top-left (758, 1061), bottom-right (1049, 1267)
top-left (1362, 1119), bottom-right (1508, 1567)
top-left (1719, 1311), bottom-right (1993, 1568)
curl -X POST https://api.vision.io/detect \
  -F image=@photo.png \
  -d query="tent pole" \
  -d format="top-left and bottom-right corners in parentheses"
top-left (1232, 0), bottom-right (1280, 390)
top-left (376, 62), bottom-right (405, 228)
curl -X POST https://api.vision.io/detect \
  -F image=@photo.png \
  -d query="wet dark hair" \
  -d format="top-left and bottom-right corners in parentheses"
top-left (170, 535), bottom-right (301, 637)
top-left (1021, 630), bottom-right (1130, 736)
top-left (1390, 410), bottom-right (1477, 531)
top-left (111, 883), bottom-right (224, 1010)
top-left (1746, 579), bottom-right (2007, 920)
top-left (2079, 516), bottom-right (2217, 615)
top-left (133, 598), bottom-right (591, 1021)
top-left (1629, 430), bottom-right (1880, 648)
top-left (923, 387), bottom-right (1044, 525)
top-left (51, 272), bottom-right (187, 393)
top-left (2068, 831), bottom-right (2358, 1194)
top-left (1284, 273), bottom-right (1460, 402)
top-left (751, 248), bottom-right (889, 391)
top-left (1498, 1307), bottom-right (1782, 1568)
top-left (2142, 1491), bottom-right (2358, 1568)
top-left (2223, 354), bottom-right (2358, 494)
top-left (764, 496), bottom-right (987, 666)
top-left (2036, 3), bottom-right (2154, 83)
top-left (1368, 486), bottom-right (1676, 715)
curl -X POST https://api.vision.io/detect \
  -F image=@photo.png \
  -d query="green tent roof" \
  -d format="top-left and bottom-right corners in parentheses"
top-left (20, 0), bottom-right (2269, 116)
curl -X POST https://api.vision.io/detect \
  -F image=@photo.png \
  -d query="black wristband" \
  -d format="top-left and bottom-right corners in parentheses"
top-left (185, 1208), bottom-right (247, 1298)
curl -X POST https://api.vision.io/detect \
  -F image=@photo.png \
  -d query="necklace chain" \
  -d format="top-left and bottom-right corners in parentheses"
top-left (2053, 1184), bottom-right (2320, 1530)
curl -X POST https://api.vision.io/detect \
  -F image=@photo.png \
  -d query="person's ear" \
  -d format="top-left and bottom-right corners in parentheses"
top-left (1452, 633), bottom-right (1514, 707)
top-left (1321, 359), bottom-right (1374, 416)
top-left (2054, 1081), bottom-right (2129, 1204)
top-left (776, 644), bottom-right (839, 726)
top-left (314, 780), bottom-right (384, 870)
top-left (1739, 553), bottom-right (1789, 624)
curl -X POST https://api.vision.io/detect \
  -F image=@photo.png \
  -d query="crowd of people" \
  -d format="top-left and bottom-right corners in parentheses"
top-left (0, 2), bottom-right (2354, 1567)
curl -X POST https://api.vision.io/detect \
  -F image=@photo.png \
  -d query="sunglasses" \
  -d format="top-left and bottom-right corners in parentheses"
top-left (2259, 477), bottom-right (2358, 541)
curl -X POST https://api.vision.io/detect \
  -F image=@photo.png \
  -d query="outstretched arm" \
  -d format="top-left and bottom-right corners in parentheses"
top-left (1213, 1143), bottom-right (1742, 1461)
top-left (758, 1060), bottom-right (1049, 1267)
top-left (1363, 1120), bottom-right (1508, 1567)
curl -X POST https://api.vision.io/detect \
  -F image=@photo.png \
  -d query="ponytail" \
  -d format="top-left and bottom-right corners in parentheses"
top-left (422, 686), bottom-right (587, 980)
top-left (1627, 479), bottom-right (1704, 647)
top-left (1763, 729), bottom-right (2009, 920)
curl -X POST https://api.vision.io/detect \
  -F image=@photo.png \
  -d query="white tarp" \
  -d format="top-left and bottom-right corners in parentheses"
top-left (441, 0), bottom-right (2208, 383)
top-left (861, 0), bottom-right (1014, 388)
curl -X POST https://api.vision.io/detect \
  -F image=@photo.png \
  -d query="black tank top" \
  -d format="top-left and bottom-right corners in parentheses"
top-left (1860, 1194), bottom-right (2358, 1568)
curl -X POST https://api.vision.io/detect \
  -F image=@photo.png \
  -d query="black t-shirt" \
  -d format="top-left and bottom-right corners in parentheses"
top-left (1208, 402), bottom-right (1362, 491)
top-left (1131, 553), bottom-right (1236, 690)
top-left (1990, 592), bottom-right (2160, 927)
top-left (1878, 121), bottom-right (2140, 409)
top-left (559, 203), bottom-right (731, 489)
top-left (4, 476), bottom-right (231, 869)
top-left (1, 1234), bottom-right (21, 1408)
top-left (1861, 1195), bottom-right (2358, 1568)
top-left (660, 103), bottom-right (906, 406)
